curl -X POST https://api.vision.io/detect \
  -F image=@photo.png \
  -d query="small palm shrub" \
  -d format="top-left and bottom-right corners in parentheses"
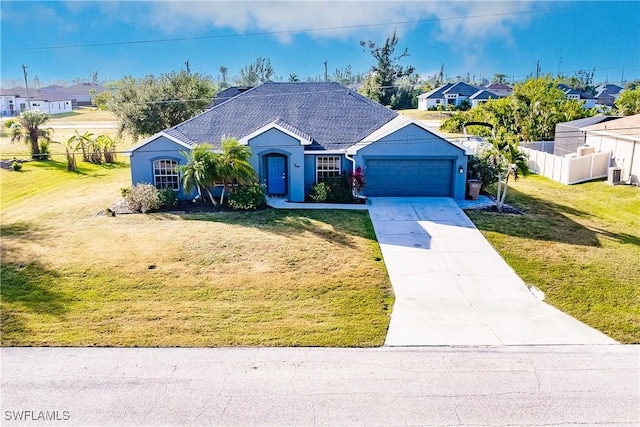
top-left (124, 183), bottom-right (161, 213)
top-left (310, 182), bottom-right (330, 202)
top-left (228, 183), bottom-right (266, 210)
top-left (11, 160), bottom-right (22, 171)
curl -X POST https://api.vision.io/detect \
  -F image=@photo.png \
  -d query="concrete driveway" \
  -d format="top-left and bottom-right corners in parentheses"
top-left (368, 197), bottom-right (617, 346)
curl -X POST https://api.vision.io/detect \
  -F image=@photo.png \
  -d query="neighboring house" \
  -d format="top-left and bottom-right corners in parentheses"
top-left (417, 83), bottom-right (454, 110)
top-left (208, 86), bottom-right (252, 108)
top-left (468, 89), bottom-right (500, 107)
top-left (582, 114), bottom-right (640, 185)
top-left (418, 82), bottom-right (503, 110)
top-left (484, 83), bottom-right (513, 97)
top-left (0, 87), bottom-right (72, 116)
top-left (38, 83), bottom-right (108, 107)
top-left (553, 116), bottom-right (620, 156)
top-left (594, 84), bottom-right (623, 107)
top-left (127, 82), bottom-right (470, 201)
top-left (557, 84), bottom-right (597, 108)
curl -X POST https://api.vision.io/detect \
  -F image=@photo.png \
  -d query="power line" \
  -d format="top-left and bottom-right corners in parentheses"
top-left (7, 7), bottom-right (579, 51)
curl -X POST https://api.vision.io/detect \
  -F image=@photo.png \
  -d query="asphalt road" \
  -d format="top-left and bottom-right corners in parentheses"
top-left (1, 346), bottom-right (638, 426)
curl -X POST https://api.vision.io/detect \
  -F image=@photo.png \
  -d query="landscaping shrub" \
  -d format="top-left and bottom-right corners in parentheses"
top-left (324, 173), bottom-right (353, 203)
top-left (158, 187), bottom-right (178, 208)
top-left (228, 183), bottom-right (266, 210)
top-left (310, 182), bottom-right (330, 202)
top-left (467, 152), bottom-right (498, 190)
top-left (124, 183), bottom-right (161, 213)
top-left (37, 141), bottom-right (51, 160)
top-left (349, 166), bottom-right (366, 196)
top-left (310, 173), bottom-right (356, 203)
top-left (11, 160), bottom-right (22, 171)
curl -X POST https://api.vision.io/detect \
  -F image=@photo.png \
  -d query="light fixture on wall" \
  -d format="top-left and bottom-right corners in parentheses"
top-left (458, 166), bottom-right (464, 174)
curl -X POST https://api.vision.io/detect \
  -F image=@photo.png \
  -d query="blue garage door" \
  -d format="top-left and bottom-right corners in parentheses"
top-left (364, 158), bottom-right (454, 197)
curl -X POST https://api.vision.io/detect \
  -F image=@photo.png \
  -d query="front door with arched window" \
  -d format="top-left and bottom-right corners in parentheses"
top-left (266, 155), bottom-right (287, 196)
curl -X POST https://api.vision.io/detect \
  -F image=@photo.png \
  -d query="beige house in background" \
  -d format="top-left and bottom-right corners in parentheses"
top-left (582, 114), bottom-right (640, 185)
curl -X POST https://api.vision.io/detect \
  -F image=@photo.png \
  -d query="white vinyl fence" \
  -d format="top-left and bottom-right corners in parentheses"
top-left (521, 147), bottom-right (611, 185)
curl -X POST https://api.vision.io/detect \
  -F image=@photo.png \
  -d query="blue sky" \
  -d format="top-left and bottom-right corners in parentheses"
top-left (1, 1), bottom-right (639, 87)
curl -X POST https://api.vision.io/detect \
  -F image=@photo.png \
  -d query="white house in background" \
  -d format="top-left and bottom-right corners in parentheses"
top-left (0, 87), bottom-right (73, 116)
top-left (582, 114), bottom-right (640, 185)
top-left (468, 89), bottom-right (501, 107)
top-left (417, 83), bottom-right (454, 110)
top-left (557, 84), bottom-right (597, 108)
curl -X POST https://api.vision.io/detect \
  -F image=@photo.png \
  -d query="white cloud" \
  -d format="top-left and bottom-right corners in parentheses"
top-left (142, 0), bottom-right (539, 44)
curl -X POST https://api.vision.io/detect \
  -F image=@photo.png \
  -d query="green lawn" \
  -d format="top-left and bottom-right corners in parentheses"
top-left (1, 159), bottom-right (392, 347)
top-left (467, 176), bottom-right (640, 343)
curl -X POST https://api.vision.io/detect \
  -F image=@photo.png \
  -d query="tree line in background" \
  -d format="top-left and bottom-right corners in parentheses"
top-left (84, 30), bottom-right (640, 141)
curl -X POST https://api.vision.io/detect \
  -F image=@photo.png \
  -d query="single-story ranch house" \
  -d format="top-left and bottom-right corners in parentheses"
top-left (127, 82), bottom-right (470, 201)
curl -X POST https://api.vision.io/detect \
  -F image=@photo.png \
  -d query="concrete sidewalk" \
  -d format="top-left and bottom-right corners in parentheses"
top-left (368, 197), bottom-right (617, 346)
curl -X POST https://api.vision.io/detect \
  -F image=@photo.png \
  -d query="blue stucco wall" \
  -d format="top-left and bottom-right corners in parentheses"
top-left (248, 128), bottom-right (306, 202)
top-left (354, 124), bottom-right (468, 199)
top-left (303, 154), bottom-right (351, 195)
top-left (129, 136), bottom-right (197, 200)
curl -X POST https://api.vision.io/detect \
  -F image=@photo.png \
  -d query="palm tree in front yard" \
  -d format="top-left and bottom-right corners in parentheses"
top-left (486, 131), bottom-right (529, 212)
top-left (10, 110), bottom-right (52, 159)
top-left (178, 143), bottom-right (219, 204)
top-left (216, 137), bottom-right (257, 204)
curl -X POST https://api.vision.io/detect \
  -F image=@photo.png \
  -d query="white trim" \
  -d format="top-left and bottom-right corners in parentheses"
top-left (238, 121), bottom-right (312, 146)
top-left (315, 155), bottom-right (342, 183)
top-left (128, 131), bottom-right (194, 153)
top-left (304, 150), bottom-right (346, 155)
top-left (153, 159), bottom-right (180, 190)
top-left (346, 116), bottom-right (473, 155)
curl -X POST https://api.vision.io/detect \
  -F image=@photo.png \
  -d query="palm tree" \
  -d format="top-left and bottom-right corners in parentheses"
top-left (10, 110), bottom-right (52, 159)
top-left (485, 131), bottom-right (529, 212)
top-left (61, 135), bottom-right (81, 171)
top-left (177, 143), bottom-right (218, 204)
top-left (217, 137), bottom-right (257, 204)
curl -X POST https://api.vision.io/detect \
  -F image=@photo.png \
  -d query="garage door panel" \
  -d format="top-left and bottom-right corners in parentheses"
top-left (365, 158), bottom-right (454, 197)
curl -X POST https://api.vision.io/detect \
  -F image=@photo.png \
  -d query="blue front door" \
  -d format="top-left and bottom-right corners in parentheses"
top-left (267, 155), bottom-right (287, 195)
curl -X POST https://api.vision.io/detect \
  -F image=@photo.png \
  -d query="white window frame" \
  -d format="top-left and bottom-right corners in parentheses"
top-left (316, 156), bottom-right (341, 183)
top-left (153, 159), bottom-right (179, 190)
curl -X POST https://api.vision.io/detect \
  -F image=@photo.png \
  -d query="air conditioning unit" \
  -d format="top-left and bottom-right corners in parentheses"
top-left (607, 167), bottom-right (622, 185)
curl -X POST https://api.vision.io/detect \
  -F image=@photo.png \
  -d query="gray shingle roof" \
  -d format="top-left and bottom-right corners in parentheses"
top-left (209, 86), bottom-right (252, 107)
top-left (164, 82), bottom-right (398, 150)
top-left (469, 89), bottom-right (500, 100)
top-left (442, 82), bottom-right (480, 97)
top-left (418, 83), bottom-right (454, 100)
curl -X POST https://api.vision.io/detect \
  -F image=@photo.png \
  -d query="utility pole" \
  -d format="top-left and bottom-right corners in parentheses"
top-left (323, 61), bottom-right (328, 82)
top-left (22, 64), bottom-right (32, 110)
top-left (535, 60), bottom-right (540, 79)
top-left (557, 48), bottom-right (563, 77)
top-left (185, 60), bottom-right (191, 76)
top-left (620, 68), bottom-right (625, 87)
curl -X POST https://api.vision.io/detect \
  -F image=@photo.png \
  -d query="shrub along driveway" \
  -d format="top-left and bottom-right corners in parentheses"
top-left (368, 197), bottom-right (617, 346)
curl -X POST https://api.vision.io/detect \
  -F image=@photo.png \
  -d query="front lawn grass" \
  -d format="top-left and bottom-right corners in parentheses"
top-left (1, 161), bottom-right (392, 346)
top-left (467, 175), bottom-right (640, 343)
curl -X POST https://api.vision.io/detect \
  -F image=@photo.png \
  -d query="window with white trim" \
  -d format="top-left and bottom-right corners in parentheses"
top-left (153, 159), bottom-right (179, 190)
top-left (316, 156), bottom-right (341, 182)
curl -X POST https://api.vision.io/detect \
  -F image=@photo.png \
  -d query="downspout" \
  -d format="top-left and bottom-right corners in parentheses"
top-left (344, 149), bottom-right (361, 198)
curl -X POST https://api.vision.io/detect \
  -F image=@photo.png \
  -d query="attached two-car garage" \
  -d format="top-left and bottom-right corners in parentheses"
top-left (364, 158), bottom-right (455, 197)
top-left (352, 119), bottom-right (470, 199)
